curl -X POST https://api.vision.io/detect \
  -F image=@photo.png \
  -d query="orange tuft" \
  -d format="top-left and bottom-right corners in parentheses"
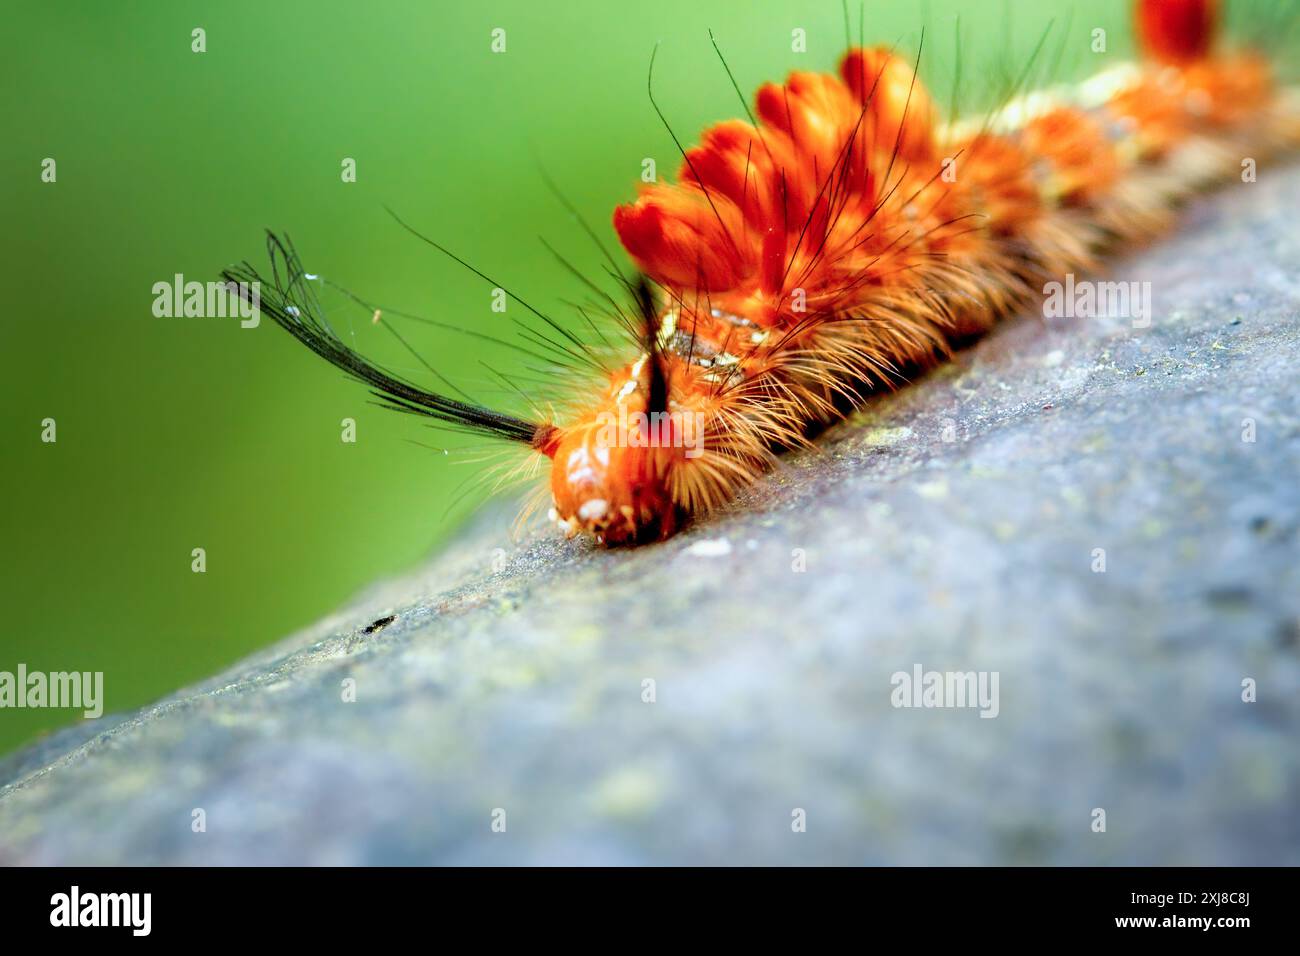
top-left (1021, 108), bottom-right (1121, 204)
top-left (839, 48), bottom-right (938, 164)
top-left (612, 184), bottom-right (751, 291)
top-left (1137, 0), bottom-right (1218, 65)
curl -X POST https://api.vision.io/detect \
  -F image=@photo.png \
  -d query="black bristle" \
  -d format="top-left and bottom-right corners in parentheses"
top-left (633, 274), bottom-right (669, 416)
top-left (221, 232), bottom-right (547, 446)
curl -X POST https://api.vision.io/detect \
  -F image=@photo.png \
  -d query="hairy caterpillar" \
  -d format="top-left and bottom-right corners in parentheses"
top-left (224, 0), bottom-right (1300, 546)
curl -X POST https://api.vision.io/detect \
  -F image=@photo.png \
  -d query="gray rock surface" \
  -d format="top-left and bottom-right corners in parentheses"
top-left (2, 166), bottom-right (1298, 866)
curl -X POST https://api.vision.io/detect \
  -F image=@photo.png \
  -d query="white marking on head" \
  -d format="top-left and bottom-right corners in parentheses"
top-left (578, 498), bottom-right (609, 522)
top-left (565, 446), bottom-right (595, 484)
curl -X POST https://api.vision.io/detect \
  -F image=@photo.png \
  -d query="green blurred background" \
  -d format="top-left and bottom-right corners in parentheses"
top-left (0, 0), bottom-right (1146, 756)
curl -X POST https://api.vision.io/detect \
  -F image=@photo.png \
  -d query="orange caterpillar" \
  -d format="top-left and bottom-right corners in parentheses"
top-left (226, 0), bottom-right (1300, 546)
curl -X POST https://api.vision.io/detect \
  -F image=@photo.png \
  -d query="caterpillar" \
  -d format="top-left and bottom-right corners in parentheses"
top-left (223, 0), bottom-right (1300, 546)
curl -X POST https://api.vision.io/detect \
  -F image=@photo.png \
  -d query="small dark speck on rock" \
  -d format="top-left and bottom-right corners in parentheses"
top-left (1204, 586), bottom-right (1255, 610)
top-left (362, 614), bottom-right (397, 635)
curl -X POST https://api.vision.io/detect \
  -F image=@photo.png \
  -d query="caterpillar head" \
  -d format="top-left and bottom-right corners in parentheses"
top-left (539, 355), bottom-right (688, 545)
top-left (543, 419), bottom-right (678, 545)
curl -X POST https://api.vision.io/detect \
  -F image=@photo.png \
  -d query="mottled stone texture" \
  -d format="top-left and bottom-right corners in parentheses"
top-left (2, 166), bottom-right (1298, 866)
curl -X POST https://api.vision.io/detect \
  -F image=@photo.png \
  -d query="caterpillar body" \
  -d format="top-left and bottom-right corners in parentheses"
top-left (224, 0), bottom-right (1300, 546)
